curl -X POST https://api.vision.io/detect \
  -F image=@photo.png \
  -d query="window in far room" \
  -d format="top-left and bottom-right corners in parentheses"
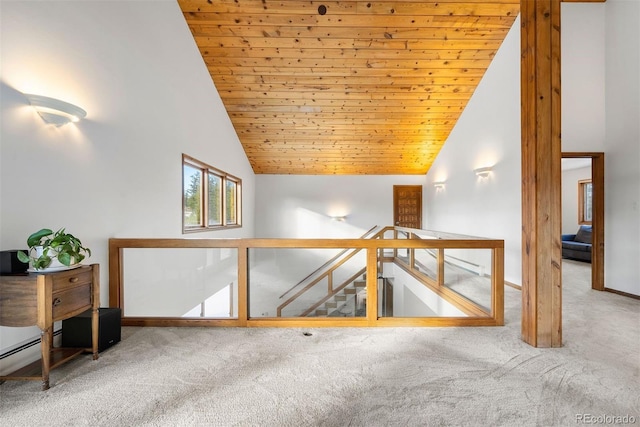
top-left (578, 179), bottom-right (592, 225)
top-left (183, 154), bottom-right (242, 233)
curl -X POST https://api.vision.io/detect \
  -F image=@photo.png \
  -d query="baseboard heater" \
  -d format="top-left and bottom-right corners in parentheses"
top-left (0, 329), bottom-right (62, 360)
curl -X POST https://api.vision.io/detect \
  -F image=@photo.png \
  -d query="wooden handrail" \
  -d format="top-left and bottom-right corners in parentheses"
top-left (393, 257), bottom-right (489, 317)
top-left (276, 226), bottom-right (497, 318)
top-left (108, 227), bottom-right (504, 328)
top-left (399, 230), bottom-right (485, 276)
top-left (276, 226), bottom-right (398, 315)
top-left (299, 268), bottom-right (367, 317)
top-left (278, 225), bottom-right (381, 299)
top-left (276, 249), bottom-right (368, 316)
top-left (390, 231), bottom-right (494, 315)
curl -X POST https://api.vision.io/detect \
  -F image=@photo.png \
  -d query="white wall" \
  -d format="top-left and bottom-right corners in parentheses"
top-left (0, 0), bottom-right (255, 369)
top-left (254, 175), bottom-right (426, 238)
top-left (561, 3), bottom-right (606, 150)
top-left (562, 0), bottom-right (640, 295)
top-left (424, 16), bottom-right (523, 285)
top-left (426, 2), bottom-right (640, 296)
top-left (562, 165), bottom-right (591, 235)
top-left (602, 0), bottom-right (640, 295)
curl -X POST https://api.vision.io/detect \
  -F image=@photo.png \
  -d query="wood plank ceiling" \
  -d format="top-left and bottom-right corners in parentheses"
top-left (178, 0), bottom-right (519, 175)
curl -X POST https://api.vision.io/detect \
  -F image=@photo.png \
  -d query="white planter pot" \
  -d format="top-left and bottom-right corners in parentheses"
top-left (30, 246), bottom-right (80, 272)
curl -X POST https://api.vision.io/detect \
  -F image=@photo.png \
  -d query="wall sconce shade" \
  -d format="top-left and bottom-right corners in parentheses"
top-left (474, 166), bottom-right (493, 178)
top-left (25, 94), bottom-right (86, 126)
top-left (433, 181), bottom-right (446, 189)
top-left (331, 216), bottom-right (347, 222)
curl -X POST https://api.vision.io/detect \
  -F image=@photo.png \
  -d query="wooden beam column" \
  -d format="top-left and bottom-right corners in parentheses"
top-left (520, 0), bottom-right (563, 347)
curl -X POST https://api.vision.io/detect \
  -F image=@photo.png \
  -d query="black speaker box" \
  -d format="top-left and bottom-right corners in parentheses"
top-left (62, 307), bottom-right (121, 352)
top-left (0, 250), bottom-right (29, 275)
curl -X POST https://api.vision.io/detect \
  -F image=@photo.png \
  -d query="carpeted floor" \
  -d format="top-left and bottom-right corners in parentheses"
top-left (1, 260), bottom-right (638, 426)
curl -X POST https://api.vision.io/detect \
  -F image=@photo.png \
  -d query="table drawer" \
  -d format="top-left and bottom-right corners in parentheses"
top-left (52, 267), bottom-right (92, 293)
top-left (0, 278), bottom-right (38, 326)
top-left (52, 284), bottom-right (91, 321)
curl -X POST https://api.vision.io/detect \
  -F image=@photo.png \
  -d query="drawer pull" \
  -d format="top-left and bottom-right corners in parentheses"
top-left (69, 277), bottom-right (79, 283)
top-left (53, 298), bottom-right (62, 307)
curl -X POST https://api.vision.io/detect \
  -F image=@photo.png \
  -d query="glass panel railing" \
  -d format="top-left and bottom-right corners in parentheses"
top-left (441, 249), bottom-right (493, 313)
top-left (110, 230), bottom-right (504, 326)
top-left (122, 248), bottom-right (238, 318)
top-left (413, 248), bottom-right (438, 281)
top-left (249, 247), bottom-right (367, 318)
top-left (377, 258), bottom-right (468, 318)
top-left (410, 229), bottom-right (487, 241)
top-left (391, 229), bottom-right (495, 315)
top-left (394, 230), bottom-right (411, 261)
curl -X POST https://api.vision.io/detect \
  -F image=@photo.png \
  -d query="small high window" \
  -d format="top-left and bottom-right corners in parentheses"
top-left (183, 154), bottom-right (242, 233)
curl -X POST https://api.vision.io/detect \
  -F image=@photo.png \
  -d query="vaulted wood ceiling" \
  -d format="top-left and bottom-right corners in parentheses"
top-left (178, 0), bottom-right (519, 175)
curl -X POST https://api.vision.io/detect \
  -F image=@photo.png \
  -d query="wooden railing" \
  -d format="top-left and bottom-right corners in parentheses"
top-left (276, 227), bottom-right (500, 319)
top-left (277, 226), bottom-right (385, 316)
top-left (296, 267), bottom-right (366, 317)
top-left (278, 225), bottom-right (381, 300)
top-left (108, 227), bottom-right (504, 328)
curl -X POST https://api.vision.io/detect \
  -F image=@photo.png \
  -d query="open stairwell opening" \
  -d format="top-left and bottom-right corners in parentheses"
top-left (109, 226), bottom-right (504, 327)
top-left (274, 227), bottom-right (495, 320)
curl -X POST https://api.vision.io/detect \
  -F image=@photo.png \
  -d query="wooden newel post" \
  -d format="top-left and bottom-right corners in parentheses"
top-left (520, 0), bottom-right (563, 348)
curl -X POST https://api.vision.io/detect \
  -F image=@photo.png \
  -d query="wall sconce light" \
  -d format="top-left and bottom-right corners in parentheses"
top-left (433, 181), bottom-right (446, 189)
top-left (331, 216), bottom-right (347, 222)
top-left (474, 166), bottom-right (493, 178)
top-left (25, 94), bottom-right (87, 126)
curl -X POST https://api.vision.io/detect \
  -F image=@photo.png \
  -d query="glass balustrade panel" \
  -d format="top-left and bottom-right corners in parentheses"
top-left (249, 247), bottom-right (367, 318)
top-left (412, 248), bottom-right (438, 281)
top-left (378, 259), bottom-right (468, 318)
top-left (441, 248), bottom-right (493, 313)
top-left (122, 248), bottom-right (238, 318)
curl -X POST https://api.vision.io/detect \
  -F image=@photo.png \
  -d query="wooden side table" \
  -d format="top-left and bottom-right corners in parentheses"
top-left (0, 264), bottom-right (99, 390)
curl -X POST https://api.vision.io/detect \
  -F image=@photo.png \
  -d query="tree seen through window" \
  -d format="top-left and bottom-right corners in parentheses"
top-left (183, 154), bottom-right (241, 232)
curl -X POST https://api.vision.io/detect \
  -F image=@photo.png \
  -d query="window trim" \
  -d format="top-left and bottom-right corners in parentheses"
top-left (182, 154), bottom-right (242, 233)
top-left (578, 179), bottom-right (592, 225)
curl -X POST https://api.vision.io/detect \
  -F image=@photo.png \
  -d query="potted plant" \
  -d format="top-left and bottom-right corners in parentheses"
top-left (16, 228), bottom-right (91, 271)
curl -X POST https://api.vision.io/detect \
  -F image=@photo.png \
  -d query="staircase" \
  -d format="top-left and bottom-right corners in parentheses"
top-left (313, 277), bottom-right (367, 317)
top-left (275, 225), bottom-right (497, 320)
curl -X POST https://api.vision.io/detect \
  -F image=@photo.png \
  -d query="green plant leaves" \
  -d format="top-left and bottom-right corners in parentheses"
top-left (21, 227), bottom-right (90, 270)
top-left (26, 228), bottom-right (53, 247)
top-left (57, 251), bottom-right (72, 266)
top-left (33, 255), bottom-right (52, 270)
top-left (16, 250), bottom-right (30, 264)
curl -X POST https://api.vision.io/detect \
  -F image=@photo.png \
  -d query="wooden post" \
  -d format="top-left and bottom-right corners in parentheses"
top-left (238, 245), bottom-right (248, 326)
top-left (521, 0), bottom-right (563, 347)
top-left (437, 248), bottom-right (445, 287)
top-left (492, 247), bottom-right (505, 326)
top-left (366, 248), bottom-right (379, 325)
top-left (108, 240), bottom-right (123, 309)
top-left (591, 153), bottom-right (605, 291)
top-left (91, 264), bottom-right (100, 360)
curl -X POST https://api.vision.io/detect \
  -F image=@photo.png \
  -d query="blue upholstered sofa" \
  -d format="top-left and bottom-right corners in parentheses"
top-left (561, 225), bottom-right (592, 262)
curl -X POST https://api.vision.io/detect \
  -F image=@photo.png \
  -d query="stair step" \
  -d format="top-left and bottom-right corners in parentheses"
top-left (316, 309), bottom-right (328, 316)
top-left (335, 295), bottom-right (347, 301)
top-left (325, 301), bottom-right (338, 309)
top-left (354, 280), bottom-right (366, 288)
top-left (337, 305), bottom-right (353, 315)
top-left (344, 288), bottom-right (357, 294)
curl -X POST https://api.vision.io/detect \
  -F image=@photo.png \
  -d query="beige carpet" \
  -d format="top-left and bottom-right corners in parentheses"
top-left (1, 260), bottom-right (639, 426)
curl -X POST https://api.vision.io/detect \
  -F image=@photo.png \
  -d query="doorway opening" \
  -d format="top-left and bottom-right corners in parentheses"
top-left (561, 152), bottom-right (604, 291)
